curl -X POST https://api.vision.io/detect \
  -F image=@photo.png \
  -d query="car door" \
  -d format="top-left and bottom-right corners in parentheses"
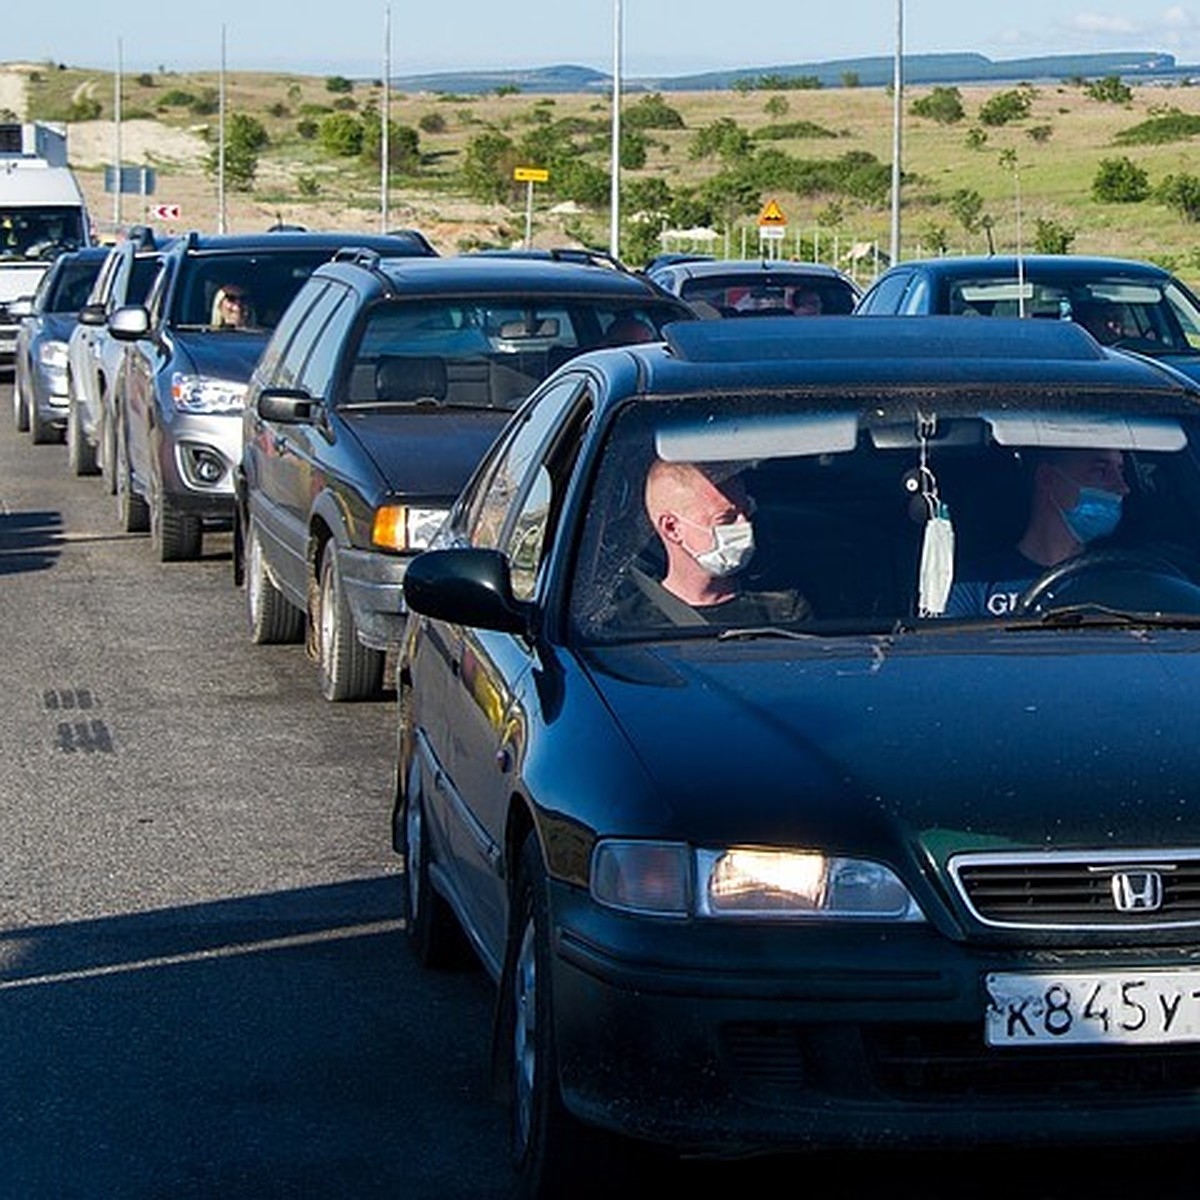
top-left (246, 279), bottom-right (348, 600)
top-left (418, 374), bottom-right (591, 955)
top-left (120, 259), bottom-right (173, 494)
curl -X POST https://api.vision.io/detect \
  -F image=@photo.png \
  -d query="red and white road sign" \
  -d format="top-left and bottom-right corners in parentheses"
top-left (148, 204), bottom-right (182, 221)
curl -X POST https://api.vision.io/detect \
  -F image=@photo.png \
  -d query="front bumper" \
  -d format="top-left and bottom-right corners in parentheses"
top-left (337, 544), bottom-right (411, 650)
top-left (548, 879), bottom-right (1200, 1153)
top-left (155, 410), bottom-right (242, 521)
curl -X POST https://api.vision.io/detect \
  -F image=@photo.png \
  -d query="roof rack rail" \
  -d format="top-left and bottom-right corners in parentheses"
top-left (332, 246), bottom-right (382, 269)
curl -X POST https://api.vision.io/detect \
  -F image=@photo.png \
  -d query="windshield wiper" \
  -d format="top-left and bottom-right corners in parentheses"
top-left (1009, 604), bottom-right (1200, 630)
top-left (716, 625), bottom-right (823, 642)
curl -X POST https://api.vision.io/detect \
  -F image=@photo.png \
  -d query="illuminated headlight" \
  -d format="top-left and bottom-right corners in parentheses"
top-left (591, 841), bottom-right (924, 921)
top-left (170, 372), bottom-right (247, 414)
top-left (371, 505), bottom-right (449, 552)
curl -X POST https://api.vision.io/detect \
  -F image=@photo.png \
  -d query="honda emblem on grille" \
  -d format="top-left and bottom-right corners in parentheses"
top-left (1111, 870), bottom-right (1164, 912)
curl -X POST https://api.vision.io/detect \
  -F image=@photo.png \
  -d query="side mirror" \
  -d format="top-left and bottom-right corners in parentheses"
top-left (109, 305), bottom-right (151, 341)
top-left (9, 297), bottom-right (34, 319)
top-left (78, 302), bottom-right (107, 327)
top-left (403, 548), bottom-right (533, 637)
top-left (255, 387), bottom-right (320, 425)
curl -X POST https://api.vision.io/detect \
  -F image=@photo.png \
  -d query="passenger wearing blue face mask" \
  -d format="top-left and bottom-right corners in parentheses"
top-left (946, 447), bottom-right (1129, 618)
top-left (613, 459), bottom-right (811, 628)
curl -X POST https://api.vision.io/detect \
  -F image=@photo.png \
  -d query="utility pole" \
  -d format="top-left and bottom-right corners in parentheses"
top-left (112, 39), bottom-right (123, 229)
top-left (609, 0), bottom-right (622, 259)
top-left (889, 0), bottom-right (903, 266)
top-left (217, 24), bottom-right (227, 234)
top-left (381, 5), bottom-right (391, 232)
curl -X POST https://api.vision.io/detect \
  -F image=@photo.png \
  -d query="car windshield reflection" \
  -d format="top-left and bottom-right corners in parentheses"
top-left (571, 395), bottom-right (1200, 642)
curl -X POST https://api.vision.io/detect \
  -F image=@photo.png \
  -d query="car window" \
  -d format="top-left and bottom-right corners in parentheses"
top-left (344, 297), bottom-right (680, 412)
top-left (127, 255), bottom-right (162, 306)
top-left (857, 270), bottom-right (914, 314)
top-left (297, 285), bottom-right (357, 399)
top-left (169, 249), bottom-right (338, 331)
top-left (570, 392), bottom-right (1200, 642)
top-left (257, 278), bottom-right (330, 385)
top-left (46, 257), bottom-right (103, 313)
top-left (463, 376), bottom-right (584, 555)
top-left (679, 275), bottom-right (857, 316)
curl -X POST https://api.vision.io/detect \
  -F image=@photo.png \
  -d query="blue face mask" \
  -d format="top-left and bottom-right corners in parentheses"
top-left (1060, 485), bottom-right (1123, 544)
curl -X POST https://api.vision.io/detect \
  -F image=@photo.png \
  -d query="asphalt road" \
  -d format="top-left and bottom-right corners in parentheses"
top-left (2, 378), bottom-right (1198, 1200)
top-left (0, 379), bottom-right (507, 1199)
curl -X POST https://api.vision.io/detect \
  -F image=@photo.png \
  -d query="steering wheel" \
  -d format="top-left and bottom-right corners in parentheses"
top-left (25, 239), bottom-right (69, 261)
top-left (1016, 546), bottom-right (1192, 614)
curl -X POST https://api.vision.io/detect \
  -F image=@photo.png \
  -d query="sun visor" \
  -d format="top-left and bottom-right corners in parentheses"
top-left (655, 412), bottom-right (859, 463)
top-left (984, 412), bottom-right (1188, 451)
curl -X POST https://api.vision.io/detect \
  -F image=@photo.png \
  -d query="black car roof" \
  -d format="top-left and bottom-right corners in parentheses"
top-left (587, 315), bottom-right (1200, 403)
top-left (171, 229), bottom-right (436, 256)
top-left (318, 253), bottom-right (690, 300)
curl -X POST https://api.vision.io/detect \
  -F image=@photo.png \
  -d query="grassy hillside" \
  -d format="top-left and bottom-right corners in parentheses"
top-left (13, 62), bottom-right (1200, 284)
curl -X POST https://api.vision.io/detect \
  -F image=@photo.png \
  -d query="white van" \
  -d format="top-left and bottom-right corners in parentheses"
top-left (0, 122), bottom-right (92, 361)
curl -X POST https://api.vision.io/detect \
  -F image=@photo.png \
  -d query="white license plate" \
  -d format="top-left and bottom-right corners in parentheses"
top-left (985, 969), bottom-right (1200, 1047)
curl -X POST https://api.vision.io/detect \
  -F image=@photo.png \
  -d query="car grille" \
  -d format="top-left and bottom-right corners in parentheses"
top-left (949, 850), bottom-right (1200, 930)
top-left (721, 1021), bottom-right (1200, 1103)
top-left (867, 1024), bottom-right (1200, 1099)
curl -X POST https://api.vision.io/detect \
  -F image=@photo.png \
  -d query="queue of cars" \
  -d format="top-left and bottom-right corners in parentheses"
top-left (12, 236), bottom-right (1200, 1195)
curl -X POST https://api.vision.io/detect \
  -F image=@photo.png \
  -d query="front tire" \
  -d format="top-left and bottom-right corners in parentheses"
top-left (504, 835), bottom-right (618, 1200)
top-left (398, 748), bottom-right (469, 968)
top-left (115, 412), bottom-right (150, 533)
top-left (315, 541), bottom-right (384, 701)
top-left (151, 477), bottom-right (203, 562)
top-left (245, 523), bottom-right (304, 644)
top-left (67, 400), bottom-right (99, 476)
top-left (13, 371), bottom-right (29, 433)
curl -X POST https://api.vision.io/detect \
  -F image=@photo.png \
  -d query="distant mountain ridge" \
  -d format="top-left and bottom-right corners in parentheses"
top-left (390, 50), bottom-right (1188, 95)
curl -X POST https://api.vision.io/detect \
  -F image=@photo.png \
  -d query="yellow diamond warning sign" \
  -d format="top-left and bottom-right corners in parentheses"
top-left (758, 198), bottom-right (787, 227)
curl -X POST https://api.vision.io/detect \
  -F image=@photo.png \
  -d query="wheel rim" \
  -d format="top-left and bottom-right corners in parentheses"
top-left (246, 529), bottom-right (263, 625)
top-left (512, 918), bottom-right (538, 1155)
top-left (319, 554), bottom-right (337, 673)
top-left (405, 767), bottom-right (423, 923)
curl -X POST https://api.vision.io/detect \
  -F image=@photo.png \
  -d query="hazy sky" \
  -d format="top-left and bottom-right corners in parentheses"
top-left (8, 3), bottom-right (1200, 76)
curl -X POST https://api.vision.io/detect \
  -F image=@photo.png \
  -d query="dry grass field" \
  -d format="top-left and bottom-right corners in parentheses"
top-left (6, 60), bottom-right (1200, 282)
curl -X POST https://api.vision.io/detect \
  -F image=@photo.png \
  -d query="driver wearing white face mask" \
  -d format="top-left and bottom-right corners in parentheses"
top-left (616, 459), bottom-right (811, 627)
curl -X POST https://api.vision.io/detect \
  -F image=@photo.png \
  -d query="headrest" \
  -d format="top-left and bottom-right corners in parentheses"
top-left (375, 355), bottom-right (448, 403)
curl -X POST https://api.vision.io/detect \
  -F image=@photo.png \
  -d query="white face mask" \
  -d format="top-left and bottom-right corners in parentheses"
top-left (678, 515), bottom-right (756, 577)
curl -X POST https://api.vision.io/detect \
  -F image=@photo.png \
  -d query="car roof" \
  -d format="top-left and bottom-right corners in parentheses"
top-left (878, 255), bottom-right (1174, 281)
top-left (579, 315), bottom-right (1200, 405)
top-left (662, 258), bottom-right (856, 282)
top-left (169, 229), bottom-right (437, 257)
top-left (318, 252), bottom-right (690, 300)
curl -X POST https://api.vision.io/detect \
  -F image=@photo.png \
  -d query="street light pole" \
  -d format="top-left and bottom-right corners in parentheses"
top-left (217, 24), bottom-right (227, 235)
top-left (609, 0), bottom-right (622, 259)
top-left (381, 4), bottom-right (391, 232)
top-left (889, 0), bottom-right (903, 266)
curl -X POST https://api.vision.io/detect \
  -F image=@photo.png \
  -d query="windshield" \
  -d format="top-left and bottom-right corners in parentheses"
top-left (570, 391), bottom-right (1200, 643)
top-left (169, 249), bottom-right (341, 332)
top-left (680, 274), bottom-right (858, 316)
top-left (43, 256), bottom-right (103, 313)
top-left (944, 274), bottom-right (1200, 355)
top-left (343, 296), bottom-right (683, 411)
top-left (0, 208), bottom-right (87, 260)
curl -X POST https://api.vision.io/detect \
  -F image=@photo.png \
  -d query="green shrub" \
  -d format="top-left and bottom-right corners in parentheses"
top-left (418, 111), bottom-right (447, 134)
top-left (1092, 156), bottom-right (1150, 203)
top-left (978, 88), bottom-right (1033, 126)
top-left (1115, 110), bottom-right (1200, 145)
top-left (325, 75), bottom-right (354, 94)
top-left (910, 86), bottom-right (964, 124)
top-left (1158, 173), bottom-right (1200, 221)
top-left (319, 112), bottom-right (363, 157)
top-left (755, 121), bottom-right (838, 141)
top-left (1033, 217), bottom-right (1076, 253)
top-left (622, 93), bottom-right (684, 130)
top-left (1085, 75), bottom-right (1133, 104)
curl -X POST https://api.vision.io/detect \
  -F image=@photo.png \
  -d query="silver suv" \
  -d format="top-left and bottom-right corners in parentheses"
top-left (109, 228), bottom-right (435, 560)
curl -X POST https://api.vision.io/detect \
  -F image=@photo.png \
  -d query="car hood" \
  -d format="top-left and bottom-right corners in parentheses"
top-left (582, 629), bottom-right (1200, 864)
top-left (341, 407), bottom-right (511, 498)
top-left (167, 331), bottom-right (269, 381)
